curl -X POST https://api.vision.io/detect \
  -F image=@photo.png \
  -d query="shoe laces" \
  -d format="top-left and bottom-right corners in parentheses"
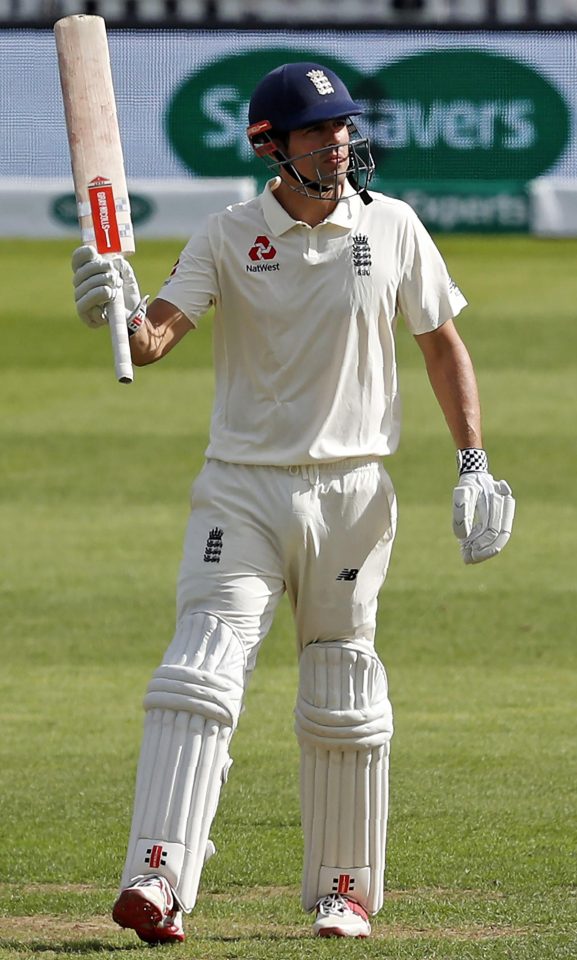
top-left (317, 894), bottom-right (349, 917)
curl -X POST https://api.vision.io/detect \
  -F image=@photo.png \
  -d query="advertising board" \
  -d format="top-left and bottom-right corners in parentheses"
top-left (1, 29), bottom-right (575, 233)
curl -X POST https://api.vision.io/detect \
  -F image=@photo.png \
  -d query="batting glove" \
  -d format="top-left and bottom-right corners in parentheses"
top-left (452, 448), bottom-right (516, 565)
top-left (71, 244), bottom-right (142, 329)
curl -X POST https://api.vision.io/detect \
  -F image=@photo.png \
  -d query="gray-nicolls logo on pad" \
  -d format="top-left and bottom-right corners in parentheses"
top-left (332, 872), bottom-right (356, 894)
top-left (306, 69), bottom-right (335, 96)
top-left (145, 845), bottom-right (167, 868)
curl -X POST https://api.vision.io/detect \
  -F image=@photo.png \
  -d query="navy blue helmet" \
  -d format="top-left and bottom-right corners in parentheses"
top-left (248, 62), bottom-right (364, 133)
top-left (247, 62), bottom-right (374, 203)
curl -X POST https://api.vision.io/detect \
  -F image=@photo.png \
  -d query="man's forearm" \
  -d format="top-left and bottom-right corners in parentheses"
top-left (129, 298), bottom-right (192, 366)
top-left (415, 321), bottom-right (483, 450)
top-left (427, 340), bottom-right (482, 449)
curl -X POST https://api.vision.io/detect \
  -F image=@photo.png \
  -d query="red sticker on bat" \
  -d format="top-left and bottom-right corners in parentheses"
top-left (88, 177), bottom-right (121, 253)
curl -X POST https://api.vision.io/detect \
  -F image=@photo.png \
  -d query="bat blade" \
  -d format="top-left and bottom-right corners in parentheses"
top-left (55, 14), bottom-right (134, 383)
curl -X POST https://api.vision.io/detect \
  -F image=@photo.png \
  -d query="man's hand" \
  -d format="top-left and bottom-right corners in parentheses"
top-left (71, 245), bottom-right (141, 328)
top-left (452, 471), bottom-right (516, 564)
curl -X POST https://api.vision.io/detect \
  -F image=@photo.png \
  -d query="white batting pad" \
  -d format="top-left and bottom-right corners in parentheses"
top-left (121, 612), bottom-right (246, 911)
top-left (295, 641), bottom-right (393, 914)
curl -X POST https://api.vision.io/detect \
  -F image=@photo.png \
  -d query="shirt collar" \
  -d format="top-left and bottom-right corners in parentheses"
top-left (261, 177), bottom-right (362, 236)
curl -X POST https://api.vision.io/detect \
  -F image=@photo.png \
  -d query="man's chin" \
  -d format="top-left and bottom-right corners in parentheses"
top-left (319, 172), bottom-right (347, 197)
top-left (286, 170), bottom-right (347, 200)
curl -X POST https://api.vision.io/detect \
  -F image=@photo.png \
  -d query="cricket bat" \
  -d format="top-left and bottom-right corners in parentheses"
top-left (54, 14), bottom-right (134, 384)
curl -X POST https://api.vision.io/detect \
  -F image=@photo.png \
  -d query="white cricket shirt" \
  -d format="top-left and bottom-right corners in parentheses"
top-left (159, 178), bottom-right (467, 466)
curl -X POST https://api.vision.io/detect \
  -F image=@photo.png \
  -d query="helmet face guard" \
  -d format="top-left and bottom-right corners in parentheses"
top-left (246, 63), bottom-right (375, 203)
top-left (247, 116), bottom-right (375, 202)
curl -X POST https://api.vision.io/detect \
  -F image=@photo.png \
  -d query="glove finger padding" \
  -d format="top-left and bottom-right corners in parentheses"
top-left (71, 245), bottom-right (141, 329)
top-left (71, 244), bottom-right (98, 272)
top-left (71, 245), bottom-right (120, 328)
top-left (452, 482), bottom-right (479, 539)
top-left (453, 474), bottom-right (515, 565)
top-left (74, 264), bottom-right (122, 323)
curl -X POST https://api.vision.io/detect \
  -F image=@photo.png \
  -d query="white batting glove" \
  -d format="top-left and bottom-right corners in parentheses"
top-left (71, 244), bottom-right (142, 329)
top-left (452, 449), bottom-right (516, 565)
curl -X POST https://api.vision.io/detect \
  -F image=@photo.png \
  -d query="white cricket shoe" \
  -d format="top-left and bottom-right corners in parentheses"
top-left (112, 874), bottom-right (184, 944)
top-left (312, 893), bottom-right (371, 938)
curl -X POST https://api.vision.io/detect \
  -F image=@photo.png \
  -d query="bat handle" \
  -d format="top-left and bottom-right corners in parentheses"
top-left (106, 283), bottom-right (133, 384)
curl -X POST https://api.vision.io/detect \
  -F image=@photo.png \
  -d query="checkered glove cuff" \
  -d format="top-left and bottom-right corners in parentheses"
top-left (457, 448), bottom-right (489, 475)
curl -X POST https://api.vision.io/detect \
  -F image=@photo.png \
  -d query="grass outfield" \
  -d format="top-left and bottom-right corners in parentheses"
top-left (1, 236), bottom-right (576, 958)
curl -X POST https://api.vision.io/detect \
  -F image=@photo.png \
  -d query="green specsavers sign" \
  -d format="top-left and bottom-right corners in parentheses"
top-left (166, 48), bottom-right (570, 185)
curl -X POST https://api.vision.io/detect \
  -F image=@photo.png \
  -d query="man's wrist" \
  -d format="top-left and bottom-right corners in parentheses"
top-left (456, 448), bottom-right (489, 475)
top-left (127, 297), bottom-right (148, 338)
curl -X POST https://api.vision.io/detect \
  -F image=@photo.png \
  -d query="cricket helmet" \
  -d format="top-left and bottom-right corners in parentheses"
top-left (247, 62), bottom-right (374, 203)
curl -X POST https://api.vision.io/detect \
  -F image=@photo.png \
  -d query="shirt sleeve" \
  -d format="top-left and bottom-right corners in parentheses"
top-left (396, 207), bottom-right (468, 335)
top-left (156, 218), bottom-right (220, 327)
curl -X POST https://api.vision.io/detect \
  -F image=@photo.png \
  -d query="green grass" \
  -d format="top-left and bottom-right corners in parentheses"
top-left (1, 236), bottom-right (576, 958)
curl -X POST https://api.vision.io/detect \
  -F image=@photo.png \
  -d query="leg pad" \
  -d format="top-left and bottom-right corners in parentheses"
top-left (295, 641), bottom-right (393, 914)
top-left (121, 612), bottom-right (246, 911)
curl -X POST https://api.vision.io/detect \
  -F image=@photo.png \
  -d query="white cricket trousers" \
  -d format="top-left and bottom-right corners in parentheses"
top-left (120, 456), bottom-right (397, 913)
top-left (176, 457), bottom-right (397, 667)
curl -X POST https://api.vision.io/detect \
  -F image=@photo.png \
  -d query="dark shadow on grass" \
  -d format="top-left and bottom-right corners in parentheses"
top-left (0, 941), bottom-right (140, 954)
top-left (198, 933), bottom-right (309, 942)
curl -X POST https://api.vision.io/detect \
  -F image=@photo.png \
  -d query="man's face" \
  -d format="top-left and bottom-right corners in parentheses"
top-left (281, 118), bottom-right (350, 196)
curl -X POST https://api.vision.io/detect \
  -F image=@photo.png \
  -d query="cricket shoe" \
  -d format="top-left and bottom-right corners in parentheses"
top-left (312, 893), bottom-right (371, 938)
top-left (112, 874), bottom-right (184, 944)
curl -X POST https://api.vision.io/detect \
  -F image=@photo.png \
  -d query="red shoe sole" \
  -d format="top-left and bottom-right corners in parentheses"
top-left (112, 888), bottom-right (184, 944)
top-left (113, 888), bottom-right (162, 929)
top-left (318, 927), bottom-right (369, 938)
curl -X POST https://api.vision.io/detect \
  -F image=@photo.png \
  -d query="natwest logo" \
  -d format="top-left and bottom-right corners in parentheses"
top-left (246, 235), bottom-right (280, 272)
top-left (248, 235), bottom-right (277, 261)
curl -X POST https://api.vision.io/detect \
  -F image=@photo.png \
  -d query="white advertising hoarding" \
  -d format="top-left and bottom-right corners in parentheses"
top-left (1, 29), bottom-right (576, 233)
